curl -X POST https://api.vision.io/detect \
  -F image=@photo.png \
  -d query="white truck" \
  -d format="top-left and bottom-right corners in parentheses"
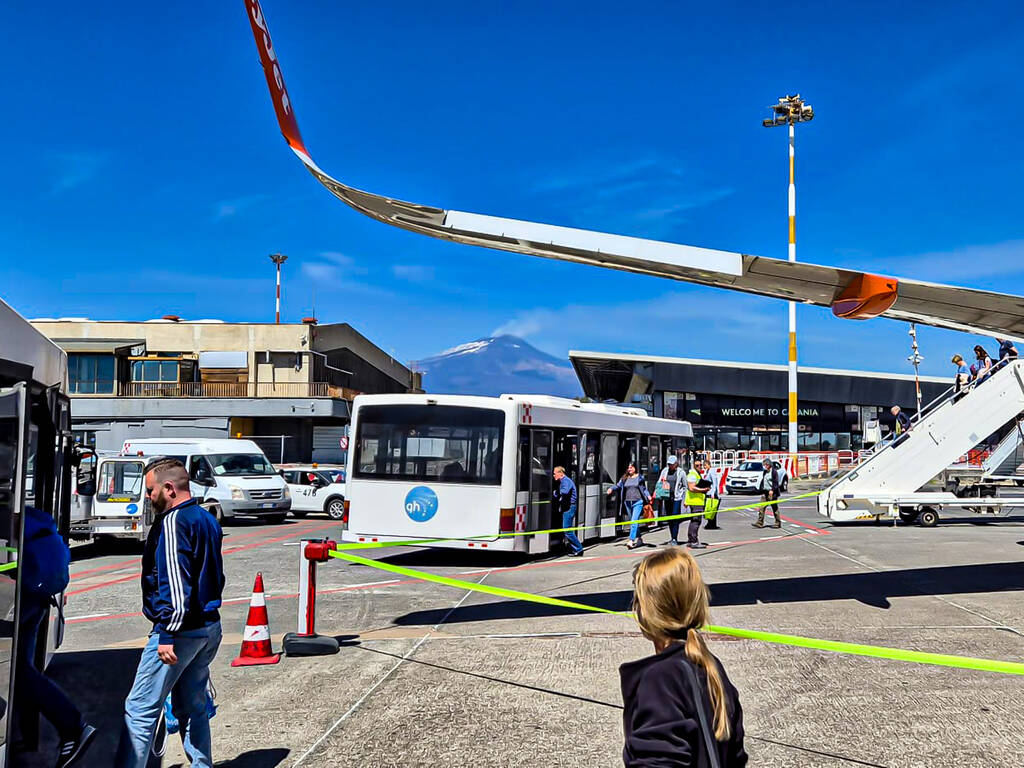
top-left (121, 438), bottom-right (291, 523)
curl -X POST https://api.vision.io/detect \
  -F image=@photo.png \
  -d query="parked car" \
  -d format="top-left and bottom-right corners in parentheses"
top-left (724, 460), bottom-right (790, 494)
top-left (277, 464), bottom-right (347, 520)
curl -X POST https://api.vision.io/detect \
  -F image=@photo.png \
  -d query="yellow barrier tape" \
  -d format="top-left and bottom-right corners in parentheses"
top-left (328, 537), bottom-right (1024, 677)
top-left (336, 491), bottom-right (822, 551)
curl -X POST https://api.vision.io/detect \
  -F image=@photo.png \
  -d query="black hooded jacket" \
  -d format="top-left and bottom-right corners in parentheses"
top-left (620, 642), bottom-right (747, 767)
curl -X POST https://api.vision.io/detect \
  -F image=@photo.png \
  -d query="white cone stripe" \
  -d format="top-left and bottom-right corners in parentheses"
top-left (243, 625), bottom-right (271, 642)
top-left (249, 592), bottom-right (266, 607)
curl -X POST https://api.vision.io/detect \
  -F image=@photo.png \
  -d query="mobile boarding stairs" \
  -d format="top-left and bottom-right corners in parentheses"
top-left (819, 359), bottom-right (1024, 526)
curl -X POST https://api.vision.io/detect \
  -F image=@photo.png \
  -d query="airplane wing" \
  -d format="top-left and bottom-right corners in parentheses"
top-left (244, 0), bottom-right (1024, 341)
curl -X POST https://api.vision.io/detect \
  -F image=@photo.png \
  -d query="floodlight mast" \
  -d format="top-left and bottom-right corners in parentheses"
top-left (270, 253), bottom-right (288, 323)
top-left (763, 94), bottom-right (813, 455)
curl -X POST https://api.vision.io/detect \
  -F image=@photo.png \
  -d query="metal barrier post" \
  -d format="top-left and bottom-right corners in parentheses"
top-left (283, 537), bottom-right (340, 656)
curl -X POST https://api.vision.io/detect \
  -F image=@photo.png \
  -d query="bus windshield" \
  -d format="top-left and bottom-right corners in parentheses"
top-left (354, 404), bottom-right (504, 485)
top-left (206, 453), bottom-right (276, 476)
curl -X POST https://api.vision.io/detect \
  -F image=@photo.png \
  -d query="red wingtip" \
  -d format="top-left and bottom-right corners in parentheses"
top-left (245, 0), bottom-right (308, 156)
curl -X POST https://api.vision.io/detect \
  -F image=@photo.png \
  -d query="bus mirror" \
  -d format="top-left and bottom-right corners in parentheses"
top-left (76, 477), bottom-right (96, 497)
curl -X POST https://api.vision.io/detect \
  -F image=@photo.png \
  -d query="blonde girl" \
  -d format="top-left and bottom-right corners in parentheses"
top-left (620, 548), bottom-right (747, 766)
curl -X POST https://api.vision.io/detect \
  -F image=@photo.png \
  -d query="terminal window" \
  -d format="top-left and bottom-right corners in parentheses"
top-left (68, 354), bottom-right (115, 394)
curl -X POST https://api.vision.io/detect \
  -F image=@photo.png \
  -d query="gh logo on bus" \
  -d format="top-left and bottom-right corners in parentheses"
top-left (404, 486), bottom-right (438, 522)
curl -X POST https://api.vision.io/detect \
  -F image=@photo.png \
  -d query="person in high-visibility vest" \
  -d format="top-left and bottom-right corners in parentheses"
top-left (702, 461), bottom-right (721, 530)
top-left (684, 459), bottom-right (709, 549)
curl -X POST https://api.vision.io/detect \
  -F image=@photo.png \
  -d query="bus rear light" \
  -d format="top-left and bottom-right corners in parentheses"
top-left (343, 499), bottom-right (350, 524)
top-left (499, 507), bottom-right (515, 532)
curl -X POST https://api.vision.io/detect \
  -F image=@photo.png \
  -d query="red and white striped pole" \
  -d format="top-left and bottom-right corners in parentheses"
top-left (269, 253), bottom-right (288, 323)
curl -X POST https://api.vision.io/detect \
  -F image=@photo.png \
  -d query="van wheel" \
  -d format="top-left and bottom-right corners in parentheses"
top-left (326, 497), bottom-right (345, 520)
top-left (205, 503), bottom-right (224, 524)
top-left (918, 507), bottom-right (939, 528)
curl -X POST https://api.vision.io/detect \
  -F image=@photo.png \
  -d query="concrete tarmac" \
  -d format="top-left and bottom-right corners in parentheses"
top-left (19, 487), bottom-right (1024, 767)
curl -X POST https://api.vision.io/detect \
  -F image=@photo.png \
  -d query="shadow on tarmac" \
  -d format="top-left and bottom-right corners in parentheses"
top-left (390, 561), bottom-right (1024, 625)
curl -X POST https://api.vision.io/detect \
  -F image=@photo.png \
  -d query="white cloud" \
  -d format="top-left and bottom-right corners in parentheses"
top-left (300, 251), bottom-right (370, 282)
top-left (391, 264), bottom-right (435, 282)
top-left (51, 152), bottom-right (107, 195)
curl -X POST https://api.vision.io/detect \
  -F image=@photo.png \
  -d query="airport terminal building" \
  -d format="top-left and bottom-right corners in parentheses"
top-left (569, 351), bottom-right (949, 452)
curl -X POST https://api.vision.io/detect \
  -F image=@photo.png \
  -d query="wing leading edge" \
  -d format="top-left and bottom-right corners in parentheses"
top-left (244, 0), bottom-right (1024, 341)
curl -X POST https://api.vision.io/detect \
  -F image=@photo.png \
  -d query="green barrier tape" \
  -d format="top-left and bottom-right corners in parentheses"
top-left (335, 491), bottom-right (822, 552)
top-left (328, 545), bottom-right (1024, 677)
top-left (0, 562), bottom-right (17, 573)
top-left (0, 546), bottom-right (17, 553)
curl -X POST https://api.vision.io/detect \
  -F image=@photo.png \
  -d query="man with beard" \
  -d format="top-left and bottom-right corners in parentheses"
top-left (115, 458), bottom-right (224, 768)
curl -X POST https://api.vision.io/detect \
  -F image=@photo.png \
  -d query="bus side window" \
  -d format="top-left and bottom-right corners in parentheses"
top-left (583, 435), bottom-right (598, 485)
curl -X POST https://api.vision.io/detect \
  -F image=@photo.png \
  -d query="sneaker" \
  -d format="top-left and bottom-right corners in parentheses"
top-left (773, 523), bottom-right (782, 529)
top-left (626, 540), bottom-right (639, 549)
top-left (704, 524), bottom-right (719, 530)
top-left (687, 542), bottom-right (708, 549)
top-left (57, 724), bottom-right (97, 768)
top-left (751, 522), bottom-right (765, 529)
top-left (668, 539), bottom-right (680, 546)
top-left (568, 549), bottom-right (584, 557)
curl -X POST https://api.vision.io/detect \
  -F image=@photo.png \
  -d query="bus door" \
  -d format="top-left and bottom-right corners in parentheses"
top-left (0, 384), bottom-right (29, 754)
top-left (599, 433), bottom-right (619, 537)
top-left (577, 432), bottom-right (599, 542)
top-left (528, 429), bottom-right (553, 554)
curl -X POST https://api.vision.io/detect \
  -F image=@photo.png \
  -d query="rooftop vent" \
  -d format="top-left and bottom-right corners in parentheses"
top-left (302, 317), bottom-right (318, 325)
top-left (162, 315), bottom-right (181, 322)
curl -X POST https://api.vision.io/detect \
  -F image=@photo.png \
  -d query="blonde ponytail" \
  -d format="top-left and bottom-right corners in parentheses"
top-left (633, 548), bottom-right (731, 741)
top-left (684, 627), bottom-right (730, 741)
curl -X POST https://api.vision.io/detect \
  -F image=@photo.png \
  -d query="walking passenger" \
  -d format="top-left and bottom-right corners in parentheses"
top-left (952, 354), bottom-right (970, 401)
top-left (15, 507), bottom-right (96, 768)
top-left (752, 458), bottom-right (782, 528)
top-left (607, 462), bottom-right (651, 550)
top-left (115, 458), bottom-right (225, 768)
top-left (621, 548), bottom-right (748, 767)
top-left (553, 466), bottom-right (584, 557)
top-left (684, 459), bottom-right (709, 549)
top-left (656, 455), bottom-right (686, 546)
top-left (996, 338), bottom-right (1019, 370)
top-left (890, 405), bottom-right (912, 446)
top-left (974, 345), bottom-right (994, 382)
top-left (703, 461), bottom-right (722, 530)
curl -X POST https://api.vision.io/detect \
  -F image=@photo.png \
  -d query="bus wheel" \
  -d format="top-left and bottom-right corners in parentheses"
top-left (326, 497), bottom-right (345, 520)
top-left (918, 507), bottom-right (939, 528)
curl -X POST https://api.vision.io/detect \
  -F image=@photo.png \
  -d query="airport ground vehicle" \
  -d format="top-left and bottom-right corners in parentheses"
top-left (71, 453), bottom-right (152, 541)
top-left (121, 438), bottom-right (291, 523)
top-left (277, 464), bottom-right (347, 520)
top-left (724, 460), bottom-right (790, 494)
top-left (343, 394), bottom-right (693, 553)
top-left (819, 360), bottom-right (1024, 526)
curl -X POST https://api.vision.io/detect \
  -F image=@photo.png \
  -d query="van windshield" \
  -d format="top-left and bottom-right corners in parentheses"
top-left (206, 453), bottom-right (275, 476)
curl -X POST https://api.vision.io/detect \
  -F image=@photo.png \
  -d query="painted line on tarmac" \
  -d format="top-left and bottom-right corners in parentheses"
top-left (64, 612), bottom-right (110, 622)
top-left (291, 572), bottom-right (490, 767)
top-left (328, 548), bottom-right (1024, 676)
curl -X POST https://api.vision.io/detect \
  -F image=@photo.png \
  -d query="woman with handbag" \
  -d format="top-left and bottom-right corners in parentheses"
top-left (608, 462), bottom-right (652, 549)
top-left (621, 548), bottom-right (748, 767)
top-left (656, 455), bottom-right (686, 546)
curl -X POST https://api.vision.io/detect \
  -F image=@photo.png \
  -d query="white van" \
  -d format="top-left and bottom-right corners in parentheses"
top-left (121, 438), bottom-right (291, 523)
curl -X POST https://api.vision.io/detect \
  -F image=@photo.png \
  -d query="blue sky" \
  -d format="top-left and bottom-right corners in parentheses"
top-left (4, 0), bottom-right (1024, 376)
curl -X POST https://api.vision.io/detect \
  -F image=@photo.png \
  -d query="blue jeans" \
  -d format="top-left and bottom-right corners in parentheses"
top-left (627, 499), bottom-right (645, 541)
top-left (562, 507), bottom-right (583, 553)
top-left (16, 595), bottom-right (84, 740)
top-left (663, 498), bottom-right (682, 542)
top-left (115, 621), bottom-right (222, 768)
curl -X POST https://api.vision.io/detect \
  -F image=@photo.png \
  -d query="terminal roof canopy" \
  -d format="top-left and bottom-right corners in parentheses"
top-left (245, 0), bottom-right (1024, 343)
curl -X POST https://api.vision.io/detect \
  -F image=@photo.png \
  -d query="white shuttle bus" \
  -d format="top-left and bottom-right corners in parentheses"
top-left (121, 438), bottom-right (291, 523)
top-left (342, 394), bottom-right (693, 553)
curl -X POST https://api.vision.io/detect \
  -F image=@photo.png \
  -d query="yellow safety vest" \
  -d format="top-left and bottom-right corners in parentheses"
top-left (684, 469), bottom-right (705, 507)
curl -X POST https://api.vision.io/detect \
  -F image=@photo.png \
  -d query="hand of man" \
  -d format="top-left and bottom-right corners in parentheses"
top-left (158, 643), bottom-right (178, 665)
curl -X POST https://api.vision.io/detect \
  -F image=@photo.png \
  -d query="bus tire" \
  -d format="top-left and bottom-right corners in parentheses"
top-left (325, 497), bottom-right (345, 520)
top-left (918, 507), bottom-right (939, 528)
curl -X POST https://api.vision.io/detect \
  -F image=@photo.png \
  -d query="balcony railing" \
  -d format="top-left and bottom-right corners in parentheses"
top-left (113, 382), bottom-right (352, 398)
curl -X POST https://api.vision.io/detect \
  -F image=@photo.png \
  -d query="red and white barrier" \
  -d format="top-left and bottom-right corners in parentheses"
top-left (283, 538), bottom-right (340, 657)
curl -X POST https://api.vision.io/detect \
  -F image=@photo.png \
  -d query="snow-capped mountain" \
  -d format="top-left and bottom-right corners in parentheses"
top-left (414, 335), bottom-right (582, 397)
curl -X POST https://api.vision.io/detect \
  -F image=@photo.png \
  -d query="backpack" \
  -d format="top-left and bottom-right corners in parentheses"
top-left (21, 506), bottom-right (71, 598)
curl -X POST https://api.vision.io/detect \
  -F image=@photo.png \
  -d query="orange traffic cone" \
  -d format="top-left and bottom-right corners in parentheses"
top-left (231, 572), bottom-right (281, 666)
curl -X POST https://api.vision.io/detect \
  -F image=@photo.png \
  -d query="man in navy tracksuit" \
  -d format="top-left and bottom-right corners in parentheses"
top-left (115, 458), bottom-right (224, 768)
